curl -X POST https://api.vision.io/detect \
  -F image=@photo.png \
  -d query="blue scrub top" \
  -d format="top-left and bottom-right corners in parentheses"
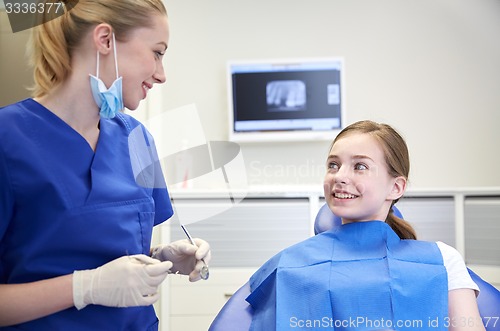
top-left (0, 99), bottom-right (174, 330)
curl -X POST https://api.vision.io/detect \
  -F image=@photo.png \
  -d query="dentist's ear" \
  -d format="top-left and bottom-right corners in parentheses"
top-left (93, 23), bottom-right (114, 55)
top-left (388, 176), bottom-right (407, 201)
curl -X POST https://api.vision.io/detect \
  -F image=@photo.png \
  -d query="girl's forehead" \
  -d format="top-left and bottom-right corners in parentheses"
top-left (333, 132), bottom-right (377, 149)
top-left (329, 133), bottom-right (385, 159)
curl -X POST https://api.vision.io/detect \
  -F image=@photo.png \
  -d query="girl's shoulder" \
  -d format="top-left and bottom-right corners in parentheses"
top-left (436, 241), bottom-right (480, 293)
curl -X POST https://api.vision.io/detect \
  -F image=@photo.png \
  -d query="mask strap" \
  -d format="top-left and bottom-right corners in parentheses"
top-left (95, 50), bottom-right (100, 78)
top-left (112, 33), bottom-right (119, 79)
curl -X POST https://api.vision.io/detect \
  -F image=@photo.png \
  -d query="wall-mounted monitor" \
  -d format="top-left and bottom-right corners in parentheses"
top-left (227, 57), bottom-right (345, 142)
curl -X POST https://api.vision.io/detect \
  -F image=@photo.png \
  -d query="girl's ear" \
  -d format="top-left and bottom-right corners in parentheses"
top-left (93, 23), bottom-right (114, 55)
top-left (388, 176), bottom-right (407, 201)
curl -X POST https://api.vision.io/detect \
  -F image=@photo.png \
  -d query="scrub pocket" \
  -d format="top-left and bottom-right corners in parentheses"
top-left (139, 211), bottom-right (155, 254)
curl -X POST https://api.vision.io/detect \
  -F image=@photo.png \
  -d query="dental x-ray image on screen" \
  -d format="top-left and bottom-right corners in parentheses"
top-left (227, 58), bottom-right (344, 142)
top-left (266, 80), bottom-right (306, 112)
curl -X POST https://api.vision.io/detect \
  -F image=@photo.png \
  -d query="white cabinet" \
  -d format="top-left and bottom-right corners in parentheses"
top-left (464, 197), bottom-right (500, 265)
top-left (166, 198), bottom-right (311, 268)
top-left (158, 195), bottom-right (311, 331)
top-left (463, 197), bottom-right (500, 286)
top-left (396, 197), bottom-right (455, 245)
top-left (166, 269), bottom-right (255, 331)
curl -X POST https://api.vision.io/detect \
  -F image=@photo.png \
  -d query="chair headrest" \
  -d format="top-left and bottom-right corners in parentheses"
top-left (314, 204), bottom-right (403, 235)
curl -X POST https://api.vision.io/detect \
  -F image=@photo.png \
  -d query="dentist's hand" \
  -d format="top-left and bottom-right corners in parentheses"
top-left (151, 239), bottom-right (211, 282)
top-left (73, 254), bottom-right (172, 310)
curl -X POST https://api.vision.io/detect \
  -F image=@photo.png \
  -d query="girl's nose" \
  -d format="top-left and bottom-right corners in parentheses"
top-left (334, 166), bottom-right (350, 185)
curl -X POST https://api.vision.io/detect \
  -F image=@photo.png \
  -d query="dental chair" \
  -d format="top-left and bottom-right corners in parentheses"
top-left (209, 204), bottom-right (500, 331)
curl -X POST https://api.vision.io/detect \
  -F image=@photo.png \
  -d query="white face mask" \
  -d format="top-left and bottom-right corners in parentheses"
top-left (89, 33), bottom-right (124, 119)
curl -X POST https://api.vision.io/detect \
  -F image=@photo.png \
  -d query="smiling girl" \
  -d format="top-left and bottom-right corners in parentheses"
top-left (246, 120), bottom-right (484, 331)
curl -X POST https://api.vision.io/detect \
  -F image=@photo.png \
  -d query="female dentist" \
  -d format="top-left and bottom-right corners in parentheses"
top-left (0, 0), bottom-right (210, 329)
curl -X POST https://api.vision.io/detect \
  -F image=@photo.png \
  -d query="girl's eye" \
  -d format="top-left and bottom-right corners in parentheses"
top-left (327, 162), bottom-right (339, 171)
top-left (354, 163), bottom-right (368, 171)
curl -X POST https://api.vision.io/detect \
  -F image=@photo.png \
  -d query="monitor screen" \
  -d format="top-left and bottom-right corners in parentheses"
top-left (227, 58), bottom-right (344, 142)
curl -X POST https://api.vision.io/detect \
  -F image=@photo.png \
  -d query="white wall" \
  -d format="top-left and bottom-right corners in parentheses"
top-left (0, 12), bottom-right (34, 106)
top-left (151, 0), bottom-right (500, 189)
top-left (2, 1), bottom-right (499, 188)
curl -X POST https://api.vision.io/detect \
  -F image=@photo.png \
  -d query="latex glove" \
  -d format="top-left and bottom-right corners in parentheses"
top-left (73, 254), bottom-right (172, 310)
top-left (151, 238), bottom-right (211, 282)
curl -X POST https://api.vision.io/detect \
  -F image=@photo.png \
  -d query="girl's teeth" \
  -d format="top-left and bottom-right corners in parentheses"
top-left (335, 193), bottom-right (356, 199)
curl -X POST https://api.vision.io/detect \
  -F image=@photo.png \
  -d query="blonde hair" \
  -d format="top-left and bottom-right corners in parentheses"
top-left (30, 0), bottom-right (167, 97)
top-left (331, 120), bottom-right (417, 240)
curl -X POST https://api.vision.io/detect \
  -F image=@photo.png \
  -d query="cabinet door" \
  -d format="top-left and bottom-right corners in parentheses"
top-left (464, 197), bottom-right (500, 266)
top-left (162, 198), bottom-right (311, 331)
top-left (396, 197), bottom-right (455, 246)
top-left (167, 268), bottom-right (256, 331)
top-left (166, 197), bottom-right (311, 267)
